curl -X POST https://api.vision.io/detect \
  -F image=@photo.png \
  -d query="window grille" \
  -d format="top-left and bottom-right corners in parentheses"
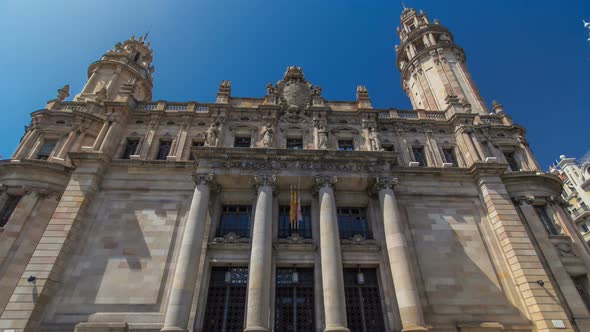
top-left (202, 267), bottom-right (248, 332)
top-left (274, 268), bottom-right (315, 332)
top-left (344, 268), bottom-right (386, 332)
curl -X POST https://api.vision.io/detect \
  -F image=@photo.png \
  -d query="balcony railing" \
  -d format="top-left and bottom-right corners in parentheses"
top-left (572, 206), bottom-right (590, 219)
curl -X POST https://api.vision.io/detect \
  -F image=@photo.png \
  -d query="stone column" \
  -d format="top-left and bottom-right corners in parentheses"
top-left (316, 175), bottom-right (349, 332)
top-left (373, 176), bottom-right (426, 331)
top-left (244, 174), bottom-right (276, 332)
top-left (162, 173), bottom-right (215, 332)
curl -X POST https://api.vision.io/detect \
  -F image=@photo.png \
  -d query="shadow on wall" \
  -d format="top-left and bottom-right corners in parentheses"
top-left (404, 198), bottom-right (530, 326)
top-left (45, 193), bottom-right (185, 321)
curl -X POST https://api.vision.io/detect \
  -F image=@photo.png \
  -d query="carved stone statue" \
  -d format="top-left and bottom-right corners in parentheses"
top-left (369, 128), bottom-right (382, 151)
top-left (313, 86), bottom-right (322, 97)
top-left (318, 129), bottom-right (328, 150)
top-left (205, 122), bottom-right (220, 147)
top-left (260, 122), bottom-right (274, 148)
top-left (265, 83), bottom-right (277, 95)
top-left (313, 115), bottom-right (328, 150)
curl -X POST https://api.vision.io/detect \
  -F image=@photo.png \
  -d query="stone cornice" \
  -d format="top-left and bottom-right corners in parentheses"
top-left (469, 162), bottom-right (508, 179)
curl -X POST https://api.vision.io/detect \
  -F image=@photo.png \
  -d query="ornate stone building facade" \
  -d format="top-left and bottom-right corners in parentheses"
top-left (1, 7), bottom-right (590, 332)
top-left (550, 154), bottom-right (590, 245)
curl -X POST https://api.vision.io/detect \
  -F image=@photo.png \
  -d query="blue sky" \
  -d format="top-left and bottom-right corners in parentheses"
top-left (0, 0), bottom-right (588, 168)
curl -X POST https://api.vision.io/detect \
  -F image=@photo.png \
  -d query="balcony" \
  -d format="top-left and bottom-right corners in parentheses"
top-left (572, 206), bottom-right (590, 223)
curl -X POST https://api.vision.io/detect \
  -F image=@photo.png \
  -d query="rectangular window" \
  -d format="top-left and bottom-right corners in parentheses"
top-left (234, 136), bottom-right (251, 148)
top-left (217, 205), bottom-right (252, 238)
top-left (582, 223), bottom-right (590, 233)
top-left (0, 195), bottom-right (22, 227)
top-left (189, 140), bottom-right (205, 160)
top-left (338, 139), bottom-right (354, 151)
top-left (442, 148), bottom-right (457, 166)
top-left (156, 140), bottom-right (172, 160)
top-left (121, 138), bottom-right (139, 159)
top-left (572, 275), bottom-right (590, 312)
top-left (37, 139), bottom-right (58, 160)
top-left (275, 268), bottom-right (315, 332)
top-left (535, 205), bottom-right (559, 235)
top-left (504, 151), bottom-right (520, 171)
top-left (412, 146), bottom-right (427, 166)
top-left (382, 144), bottom-right (394, 152)
top-left (286, 137), bottom-right (303, 150)
top-left (344, 268), bottom-right (386, 332)
top-left (202, 266), bottom-right (248, 332)
top-left (279, 205), bottom-right (312, 239)
top-left (337, 207), bottom-right (371, 240)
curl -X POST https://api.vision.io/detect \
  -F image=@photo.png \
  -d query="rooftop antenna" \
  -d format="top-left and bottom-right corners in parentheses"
top-left (402, 1), bottom-right (407, 10)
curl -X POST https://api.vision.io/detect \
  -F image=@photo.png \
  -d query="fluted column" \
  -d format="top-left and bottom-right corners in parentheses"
top-left (316, 175), bottom-right (349, 332)
top-left (245, 174), bottom-right (276, 332)
top-left (162, 173), bottom-right (215, 332)
top-left (374, 176), bottom-right (426, 331)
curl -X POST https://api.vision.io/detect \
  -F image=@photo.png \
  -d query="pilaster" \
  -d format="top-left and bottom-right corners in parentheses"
top-left (0, 152), bottom-right (110, 332)
top-left (472, 164), bottom-right (573, 332)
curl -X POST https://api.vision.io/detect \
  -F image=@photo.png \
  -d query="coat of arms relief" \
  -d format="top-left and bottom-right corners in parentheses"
top-left (269, 66), bottom-right (321, 123)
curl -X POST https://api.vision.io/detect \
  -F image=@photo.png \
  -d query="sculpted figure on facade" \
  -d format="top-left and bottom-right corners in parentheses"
top-left (313, 115), bottom-right (328, 150)
top-left (205, 121), bottom-right (220, 147)
top-left (369, 127), bottom-right (383, 151)
top-left (260, 121), bottom-right (274, 148)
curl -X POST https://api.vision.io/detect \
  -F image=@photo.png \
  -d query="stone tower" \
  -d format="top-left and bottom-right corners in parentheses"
top-left (75, 35), bottom-right (155, 103)
top-left (396, 7), bottom-right (488, 114)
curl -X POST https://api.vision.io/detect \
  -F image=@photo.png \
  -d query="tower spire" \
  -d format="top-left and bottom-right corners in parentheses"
top-left (394, 8), bottom-right (489, 114)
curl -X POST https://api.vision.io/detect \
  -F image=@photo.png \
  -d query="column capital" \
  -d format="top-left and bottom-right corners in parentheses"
top-left (253, 173), bottom-right (277, 190)
top-left (315, 175), bottom-right (338, 190)
top-left (512, 195), bottom-right (535, 205)
top-left (373, 175), bottom-right (398, 191)
top-left (193, 172), bottom-right (215, 186)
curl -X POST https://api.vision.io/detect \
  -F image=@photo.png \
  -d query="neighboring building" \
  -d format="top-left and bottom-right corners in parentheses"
top-left (550, 153), bottom-right (590, 244)
top-left (2, 7), bottom-right (590, 332)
